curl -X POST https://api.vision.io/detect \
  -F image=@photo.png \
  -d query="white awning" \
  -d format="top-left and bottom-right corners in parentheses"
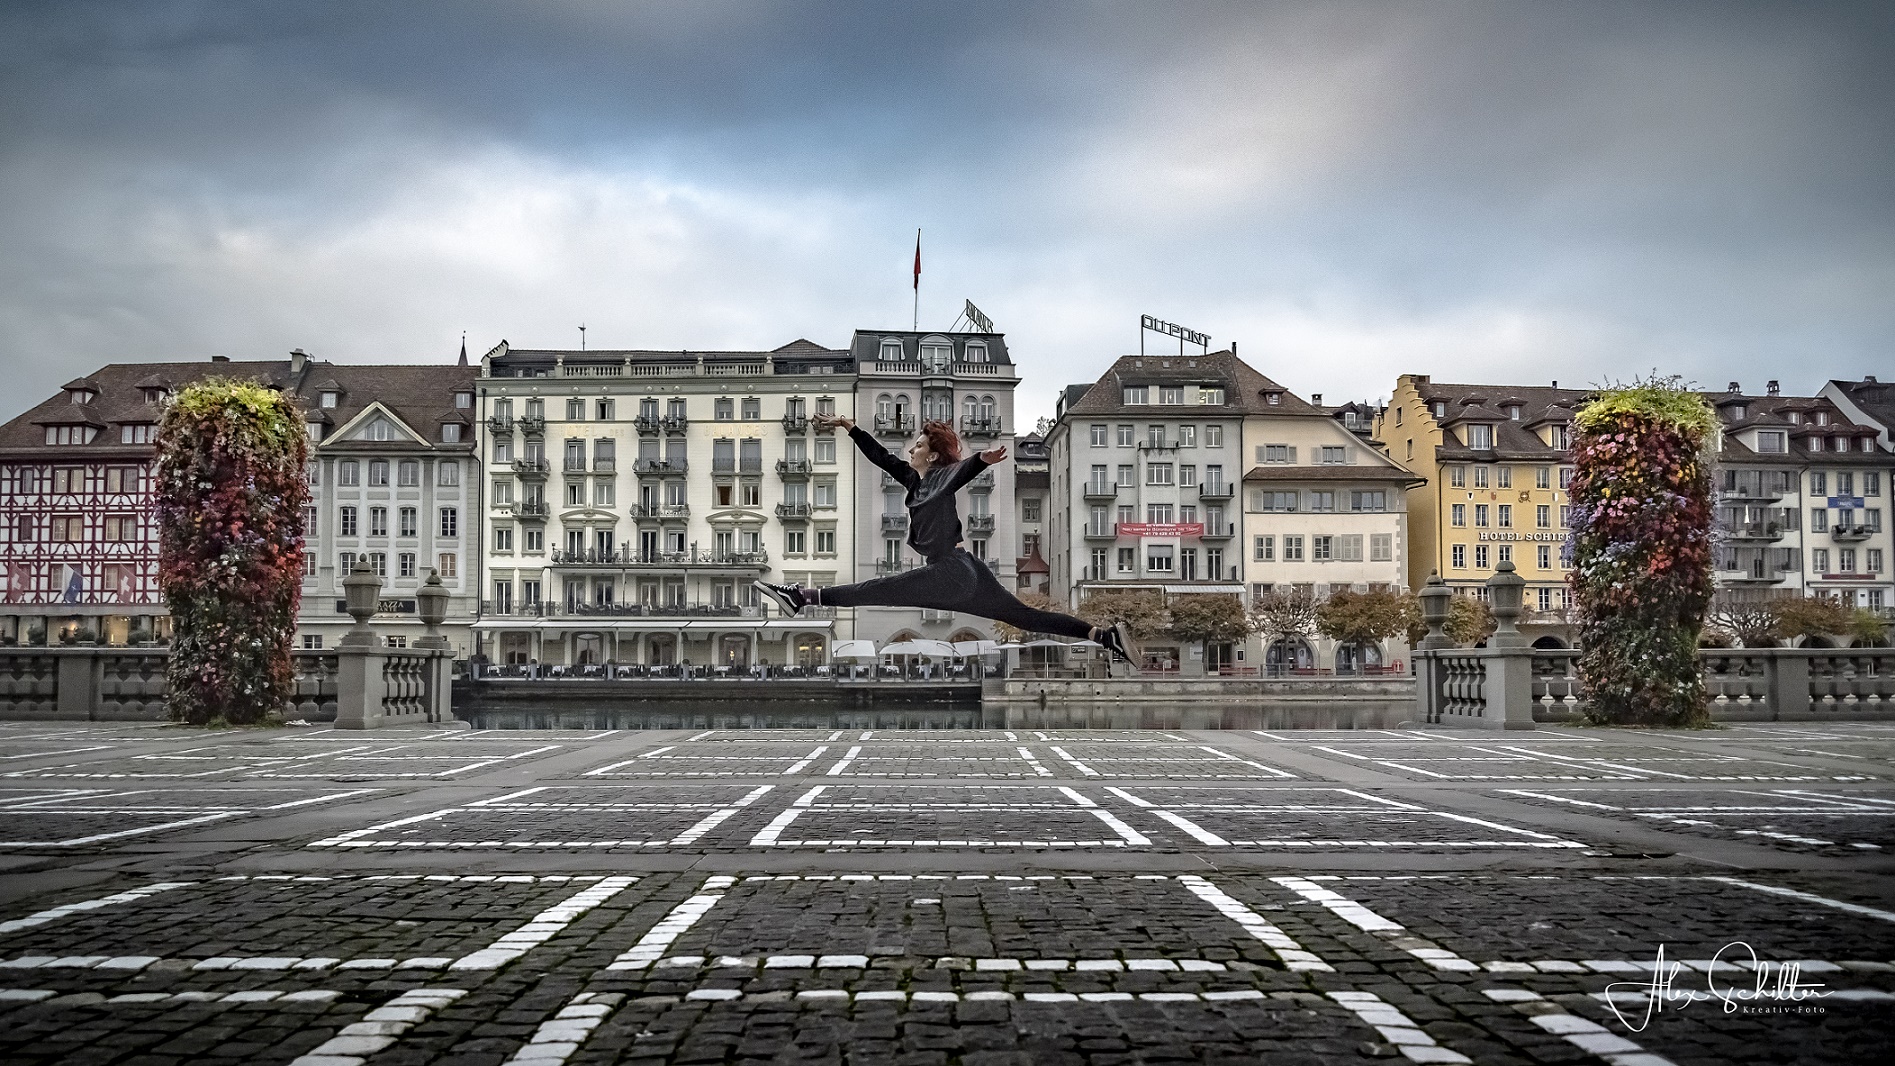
top-left (1163, 584), bottom-right (1246, 594)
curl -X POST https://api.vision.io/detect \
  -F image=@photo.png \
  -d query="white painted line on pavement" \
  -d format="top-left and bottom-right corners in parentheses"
top-left (607, 876), bottom-right (736, 970)
top-left (288, 987), bottom-right (465, 1066)
top-left (1271, 876), bottom-right (1480, 972)
top-left (1483, 988), bottom-right (1675, 1065)
top-left (0, 881), bottom-right (196, 935)
top-left (1701, 876), bottom-right (1895, 924)
top-left (1329, 990), bottom-right (1471, 1063)
top-left (451, 876), bottom-right (638, 970)
top-left (1177, 874), bottom-right (1332, 972)
top-left (504, 991), bottom-right (624, 1064)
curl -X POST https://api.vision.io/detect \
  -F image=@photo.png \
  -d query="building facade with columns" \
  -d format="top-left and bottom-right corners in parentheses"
top-left (471, 339), bottom-right (858, 670)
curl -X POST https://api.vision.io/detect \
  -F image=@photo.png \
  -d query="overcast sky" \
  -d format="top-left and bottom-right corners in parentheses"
top-left (2, 1), bottom-right (1890, 424)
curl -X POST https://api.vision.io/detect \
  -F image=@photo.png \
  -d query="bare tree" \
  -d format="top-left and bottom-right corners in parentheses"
top-left (1706, 592), bottom-right (1782, 648)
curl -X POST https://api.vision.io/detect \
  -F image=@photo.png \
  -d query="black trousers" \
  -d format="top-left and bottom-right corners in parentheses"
top-left (817, 549), bottom-right (1095, 641)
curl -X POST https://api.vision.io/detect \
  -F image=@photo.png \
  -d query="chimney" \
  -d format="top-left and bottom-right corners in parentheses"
top-left (1766, 380), bottom-right (1779, 396)
top-left (211, 355), bottom-right (229, 363)
top-left (1728, 381), bottom-right (1741, 393)
top-left (290, 348), bottom-right (307, 374)
top-left (1311, 393), bottom-right (1322, 405)
top-left (1551, 380), bottom-right (1557, 388)
top-left (1867, 375), bottom-right (1879, 383)
top-left (1230, 342), bottom-right (1237, 355)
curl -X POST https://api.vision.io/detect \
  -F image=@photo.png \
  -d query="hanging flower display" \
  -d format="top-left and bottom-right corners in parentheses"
top-left (155, 380), bottom-right (309, 725)
top-left (1567, 376), bottom-right (1718, 727)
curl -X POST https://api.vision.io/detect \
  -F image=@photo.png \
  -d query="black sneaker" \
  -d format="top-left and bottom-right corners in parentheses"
top-left (1098, 622), bottom-right (1137, 664)
top-left (753, 580), bottom-right (805, 617)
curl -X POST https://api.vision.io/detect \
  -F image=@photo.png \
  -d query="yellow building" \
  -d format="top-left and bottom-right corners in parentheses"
top-left (1375, 375), bottom-right (1590, 616)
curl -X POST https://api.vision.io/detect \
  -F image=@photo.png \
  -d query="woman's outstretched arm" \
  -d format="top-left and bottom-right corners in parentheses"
top-left (817, 414), bottom-right (916, 487)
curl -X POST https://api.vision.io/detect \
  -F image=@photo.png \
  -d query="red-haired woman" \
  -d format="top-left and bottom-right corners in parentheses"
top-left (755, 415), bottom-right (1136, 662)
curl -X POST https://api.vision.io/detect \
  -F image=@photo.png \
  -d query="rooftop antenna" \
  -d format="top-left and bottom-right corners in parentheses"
top-left (578, 324), bottom-right (587, 351)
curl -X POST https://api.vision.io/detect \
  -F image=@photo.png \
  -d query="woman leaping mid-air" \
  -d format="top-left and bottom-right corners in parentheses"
top-left (754, 415), bottom-right (1137, 663)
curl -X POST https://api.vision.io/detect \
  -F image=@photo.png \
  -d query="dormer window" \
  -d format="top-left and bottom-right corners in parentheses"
top-left (1265, 392), bottom-right (1281, 405)
top-left (1757, 430), bottom-right (1787, 454)
top-left (1507, 405), bottom-right (1521, 420)
top-left (143, 388), bottom-right (166, 405)
top-left (1787, 411), bottom-right (1801, 424)
top-left (1122, 386), bottom-right (1148, 405)
top-left (320, 392), bottom-right (338, 409)
top-left (369, 419), bottom-right (392, 441)
top-left (1433, 402), bottom-right (1447, 418)
top-left (306, 421), bottom-right (324, 442)
top-left (1548, 424), bottom-right (1570, 450)
top-left (454, 391), bottom-right (473, 409)
top-left (120, 424), bottom-right (156, 445)
top-left (879, 338), bottom-right (904, 361)
top-left (441, 423), bottom-right (463, 443)
top-left (1815, 411), bottom-right (1829, 426)
top-left (45, 425), bottom-right (99, 445)
top-left (920, 340), bottom-right (952, 370)
top-left (963, 341), bottom-right (988, 363)
top-left (68, 390), bottom-right (96, 406)
top-left (1465, 423), bottom-right (1494, 449)
top-left (1198, 387), bottom-right (1224, 405)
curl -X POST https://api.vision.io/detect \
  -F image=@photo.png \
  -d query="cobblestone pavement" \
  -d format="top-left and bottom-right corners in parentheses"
top-left (1, 720), bottom-right (1891, 1065)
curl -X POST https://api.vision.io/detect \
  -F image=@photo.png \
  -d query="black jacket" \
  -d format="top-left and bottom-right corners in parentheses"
top-left (849, 425), bottom-right (990, 561)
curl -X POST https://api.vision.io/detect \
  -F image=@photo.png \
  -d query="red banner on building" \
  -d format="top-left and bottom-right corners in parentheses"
top-left (1115, 522), bottom-right (1205, 538)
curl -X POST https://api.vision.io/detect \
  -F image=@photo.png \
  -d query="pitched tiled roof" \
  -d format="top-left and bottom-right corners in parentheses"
top-left (1412, 379), bottom-right (1593, 461)
top-left (1828, 378), bottom-right (1895, 436)
top-left (1710, 391), bottom-right (1888, 465)
top-left (0, 357), bottom-right (478, 460)
top-left (1060, 350), bottom-right (1317, 418)
top-left (848, 330), bottom-right (1012, 366)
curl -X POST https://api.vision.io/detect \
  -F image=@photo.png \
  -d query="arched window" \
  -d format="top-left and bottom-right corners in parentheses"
top-left (979, 395), bottom-right (996, 420)
top-left (919, 335), bottom-right (953, 370)
top-left (876, 393), bottom-right (892, 419)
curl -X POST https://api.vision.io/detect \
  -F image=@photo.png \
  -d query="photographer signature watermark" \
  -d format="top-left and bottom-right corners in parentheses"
top-left (1603, 943), bottom-right (1829, 1031)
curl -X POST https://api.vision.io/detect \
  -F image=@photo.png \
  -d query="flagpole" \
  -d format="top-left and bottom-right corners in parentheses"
top-left (912, 228), bottom-right (920, 331)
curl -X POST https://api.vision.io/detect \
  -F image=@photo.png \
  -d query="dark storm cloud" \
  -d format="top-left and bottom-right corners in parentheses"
top-left (1, 1), bottom-right (1889, 421)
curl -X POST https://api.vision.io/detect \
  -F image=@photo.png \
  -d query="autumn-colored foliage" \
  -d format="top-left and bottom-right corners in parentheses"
top-left (156, 380), bottom-right (309, 725)
top-left (1078, 588), bottom-right (1169, 639)
top-left (1567, 377), bottom-right (1716, 726)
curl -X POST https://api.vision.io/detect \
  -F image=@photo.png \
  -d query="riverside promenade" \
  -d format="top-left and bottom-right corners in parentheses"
top-left (0, 720), bottom-right (1890, 1065)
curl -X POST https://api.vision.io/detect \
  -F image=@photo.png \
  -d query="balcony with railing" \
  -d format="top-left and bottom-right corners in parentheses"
top-left (486, 415), bottom-right (514, 435)
top-left (593, 457), bottom-right (616, 474)
top-left (971, 470), bottom-right (994, 488)
top-left (775, 502), bottom-right (812, 520)
top-left (663, 415), bottom-right (690, 435)
top-left (512, 458), bottom-right (550, 478)
top-left (1198, 483), bottom-right (1235, 500)
top-left (1083, 482), bottom-right (1118, 500)
top-left (517, 415), bottom-right (546, 437)
top-left (1721, 478), bottom-right (1783, 503)
top-left (1199, 523), bottom-right (1235, 540)
top-left (1084, 524), bottom-right (1118, 540)
top-left (632, 458), bottom-right (688, 475)
top-left (515, 501), bottom-right (550, 519)
top-left (776, 459), bottom-right (813, 477)
top-left (481, 601), bottom-right (764, 620)
top-left (876, 558), bottom-right (915, 575)
top-left (549, 548), bottom-right (769, 569)
top-left (881, 513), bottom-right (908, 533)
top-left (629, 503), bottom-right (690, 520)
top-left (960, 415), bottom-right (1003, 438)
top-left (1726, 522), bottom-right (1786, 543)
top-left (873, 413), bottom-right (916, 437)
top-left (965, 514), bottom-right (995, 533)
top-left (563, 457), bottom-right (587, 473)
top-left (1136, 438), bottom-right (1180, 452)
top-left (1833, 524), bottom-right (1875, 542)
top-left (781, 414), bottom-right (809, 433)
top-left (633, 415), bottom-right (664, 434)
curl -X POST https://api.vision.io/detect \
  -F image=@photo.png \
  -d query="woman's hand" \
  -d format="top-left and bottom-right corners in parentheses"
top-left (980, 445), bottom-right (1009, 464)
top-left (813, 414), bottom-right (854, 431)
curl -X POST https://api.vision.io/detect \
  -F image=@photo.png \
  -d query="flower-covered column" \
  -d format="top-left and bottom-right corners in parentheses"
top-left (1566, 378), bottom-right (1717, 727)
top-left (156, 380), bottom-right (310, 725)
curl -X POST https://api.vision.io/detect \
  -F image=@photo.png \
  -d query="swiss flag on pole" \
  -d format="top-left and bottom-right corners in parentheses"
top-left (913, 230), bottom-right (921, 291)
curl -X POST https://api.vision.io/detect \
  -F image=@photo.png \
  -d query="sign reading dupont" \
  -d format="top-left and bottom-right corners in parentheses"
top-left (1117, 522), bottom-right (1206, 538)
top-left (1476, 532), bottom-right (1563, 542)
top-left (1140, 315), bottom-right (1210, 351)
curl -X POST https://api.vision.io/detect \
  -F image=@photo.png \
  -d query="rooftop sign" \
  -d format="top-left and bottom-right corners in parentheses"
top-left (1141, 315), bottom-right (1210, 353)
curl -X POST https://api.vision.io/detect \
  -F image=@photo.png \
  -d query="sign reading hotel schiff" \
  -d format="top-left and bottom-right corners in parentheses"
top-left (1475, 531), bottom-right (1563, 541)
top-left (1117, 522), bottom-right (1206, 538)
